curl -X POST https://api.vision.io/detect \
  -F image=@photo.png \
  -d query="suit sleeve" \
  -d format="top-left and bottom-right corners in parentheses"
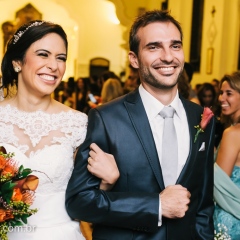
top-left (65, 108), bottom-right (159, 232)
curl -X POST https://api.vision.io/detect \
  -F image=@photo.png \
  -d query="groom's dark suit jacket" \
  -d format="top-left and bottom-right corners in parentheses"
top-left (66, 89), bottom-right (215, 240)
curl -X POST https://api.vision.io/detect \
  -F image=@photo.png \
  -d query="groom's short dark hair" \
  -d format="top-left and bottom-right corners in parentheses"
top-left (129, 10), bottom-right (183, 56)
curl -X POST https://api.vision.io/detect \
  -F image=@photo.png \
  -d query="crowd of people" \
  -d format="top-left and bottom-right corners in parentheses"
top-left (0, 9), bottom-right (239, 240)
top-left (54, 65), bottom-right (140, 115)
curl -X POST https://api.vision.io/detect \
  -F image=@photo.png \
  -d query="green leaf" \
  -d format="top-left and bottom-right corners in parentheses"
top-left (21, 168), bottom-right (32, 177)
top-left (1, 181), bottom-right (16, 203)
top-left (10, 219), bottom-right (24, 227)
top-left (18, 165), bottom-right (24, 173)
top-left (16, 166), bottom-right (32, 179)
top-left (21, 214), bottom-right (30, 224)
top-left (1, 181), bottom-right (16, 191)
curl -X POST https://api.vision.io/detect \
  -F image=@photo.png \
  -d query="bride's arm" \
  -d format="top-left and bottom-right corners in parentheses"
top-left (87, 143), bottom-right (120, 191)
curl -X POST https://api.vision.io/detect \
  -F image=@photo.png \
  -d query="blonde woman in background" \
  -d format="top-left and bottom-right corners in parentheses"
top-left (101, 78), bottom-right (123, 104)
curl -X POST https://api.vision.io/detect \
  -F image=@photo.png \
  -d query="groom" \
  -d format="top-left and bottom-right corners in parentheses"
top-left (66, 10), bottom-right (215, 239)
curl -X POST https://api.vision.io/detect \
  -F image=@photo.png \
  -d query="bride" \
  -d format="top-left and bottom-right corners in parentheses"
top-left (0, 20), bottom-right (119, 240)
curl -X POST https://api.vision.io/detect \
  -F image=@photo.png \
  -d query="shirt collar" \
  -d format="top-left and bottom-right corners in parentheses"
top-left (139, 84), bottom-right (182, 120)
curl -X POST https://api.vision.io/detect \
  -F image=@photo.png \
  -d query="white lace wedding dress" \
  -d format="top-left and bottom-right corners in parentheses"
top-left (0, 105), bottom-right (87, 240)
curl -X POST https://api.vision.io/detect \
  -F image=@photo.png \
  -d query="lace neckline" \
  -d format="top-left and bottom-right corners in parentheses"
top-left (0, 104), bottom-right (73, 115)
top-left (0, 104), bottom-right (86, 148)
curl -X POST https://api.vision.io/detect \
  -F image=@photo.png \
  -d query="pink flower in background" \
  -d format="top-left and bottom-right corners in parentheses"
top-left (194, 107), bottom-right (214, 143)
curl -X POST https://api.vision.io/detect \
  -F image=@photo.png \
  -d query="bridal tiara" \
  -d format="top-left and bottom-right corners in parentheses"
top-left (13, 21), bottom-right (44, 44)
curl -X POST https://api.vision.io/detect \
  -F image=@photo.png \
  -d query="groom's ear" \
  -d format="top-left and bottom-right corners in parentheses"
top-left (128, 51), bottom-right (139, 69)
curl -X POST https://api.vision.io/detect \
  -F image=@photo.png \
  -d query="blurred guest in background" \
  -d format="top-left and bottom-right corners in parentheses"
top-left (97, 70), bottom-right (120, 93)
top-left (184, 62), bottom-right (196, 100)
top-left (101, 78), bottom-right (123, 104)
top-left (211, 78), bottom-right (220, 97)
top-left (197, 83), bottom-right (216, 109)
top-left (58, 80), bottom-right (75, 108)
top-left (213, 71), bottom-right (240, 239)
top-left (74, 77), bottom-right (91, 113)
top-left (197, 82), bottom-right (223, 148)
top-left (88, 77), bottom-right (124, 109)
top-left (123, 64), bottom-right (140, 94)
top-left (178, 68), bottom-right (190, 99)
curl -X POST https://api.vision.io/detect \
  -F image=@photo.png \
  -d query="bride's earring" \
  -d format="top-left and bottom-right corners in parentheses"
top-left (14, 66), bottom-right (21, 72)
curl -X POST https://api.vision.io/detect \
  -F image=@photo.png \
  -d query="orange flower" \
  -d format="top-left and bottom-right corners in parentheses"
top-left (22, 190), bottom-right (35, 205)
top-left (4, 209), bottom-right (14, 221)
top-left (11, 187), bottom-right (23, 201)
top-left (0, 208), bottom-right (6, 222)
top-left (15, 175), bottom-right (39, 191)
top-left (0, 208), bottom-right (14, 222)
top-left (2, 160), bottom-right (18, 177)
top-left (0, 155), bottom-right (6, 170)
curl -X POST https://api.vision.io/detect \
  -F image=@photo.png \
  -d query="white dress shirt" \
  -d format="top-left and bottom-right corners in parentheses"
top-left (139, 84), bottom-right (190, 225)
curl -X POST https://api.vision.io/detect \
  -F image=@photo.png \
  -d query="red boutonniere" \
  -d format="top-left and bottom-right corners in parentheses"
top-left (194, 107), bottom-right (214, 143)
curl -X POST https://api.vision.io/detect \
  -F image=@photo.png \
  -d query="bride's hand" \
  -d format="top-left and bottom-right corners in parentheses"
top-left (87, 143), bottom-right (120, 190)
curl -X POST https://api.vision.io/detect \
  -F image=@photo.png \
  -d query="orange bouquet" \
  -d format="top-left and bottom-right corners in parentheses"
top-left (0, 146), bottom-right (38, 240)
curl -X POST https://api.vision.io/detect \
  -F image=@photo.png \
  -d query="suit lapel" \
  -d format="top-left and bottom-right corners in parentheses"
top-left (124, 91), bottom-right (203, 188)
top-left (176, 97), bottom-right (202, 184)
top-left (124, 90), bottom-right (164, 189)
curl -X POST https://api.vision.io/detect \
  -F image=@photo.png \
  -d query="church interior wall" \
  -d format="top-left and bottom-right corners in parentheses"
top-left (0, 0), bottom-right (239, 87)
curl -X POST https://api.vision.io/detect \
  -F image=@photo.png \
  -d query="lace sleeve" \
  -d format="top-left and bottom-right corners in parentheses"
top-left (70, 111), bottom-right (88, 151)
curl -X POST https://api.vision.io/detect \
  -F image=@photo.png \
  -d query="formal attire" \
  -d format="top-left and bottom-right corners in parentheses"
top-left (214, 163), bottom-right (240, 239)
top-left (0, 104), bottom-right (87, 240)
top-left (66, 87), bottom-right (215, 240)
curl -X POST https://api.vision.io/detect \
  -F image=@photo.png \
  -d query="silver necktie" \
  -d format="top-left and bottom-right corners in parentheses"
top-left (159, 106), bottom-right (178, 187)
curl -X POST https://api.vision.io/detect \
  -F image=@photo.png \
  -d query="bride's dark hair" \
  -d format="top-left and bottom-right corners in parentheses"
top-left (1, 20), bottom-right (68, 96)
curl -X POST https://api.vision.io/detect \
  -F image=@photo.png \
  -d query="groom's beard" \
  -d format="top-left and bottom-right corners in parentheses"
top-left (139, 61), bottom-right (184, 90)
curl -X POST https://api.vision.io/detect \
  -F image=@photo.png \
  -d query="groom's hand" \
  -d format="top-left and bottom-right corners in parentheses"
top-left (160, 184), bottom-right (191, 219)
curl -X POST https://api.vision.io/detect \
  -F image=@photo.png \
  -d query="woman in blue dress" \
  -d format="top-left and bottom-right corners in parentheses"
top-left (214, 71), bottom-right (240, 240)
